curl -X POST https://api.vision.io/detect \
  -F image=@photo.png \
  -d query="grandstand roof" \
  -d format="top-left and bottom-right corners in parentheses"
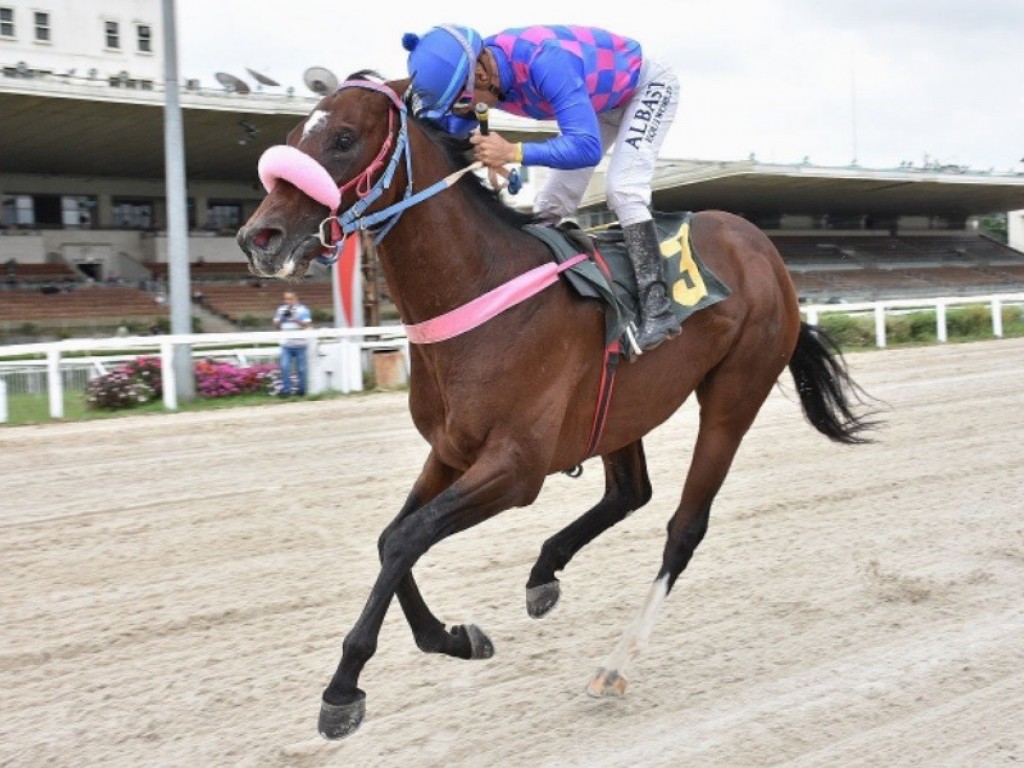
top-left (4, 81), bottom-right (1024, 217)
top-left (638, 160), bottom-right (1024, 220)
top-left (0, 84), bottom-right (550, 182)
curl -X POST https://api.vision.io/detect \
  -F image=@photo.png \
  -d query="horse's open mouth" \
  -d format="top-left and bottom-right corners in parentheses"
top-left (275, 235), bottom-right (323, 279)
top-left (245, 233), bottom-right (322, 279)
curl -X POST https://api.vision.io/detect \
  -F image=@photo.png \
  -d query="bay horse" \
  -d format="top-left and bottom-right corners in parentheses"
top-left (236, 74), bottom-right (874, 740)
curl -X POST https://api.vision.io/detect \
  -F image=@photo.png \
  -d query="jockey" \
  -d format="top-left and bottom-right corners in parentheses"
top-left (403, 24), bottom-right (682, 353)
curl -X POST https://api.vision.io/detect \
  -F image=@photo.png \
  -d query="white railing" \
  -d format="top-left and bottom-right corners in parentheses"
top-left (801, 291), bottom-right (1024, 347)
top-left (0, 327), bottom-right (409, 421)
top-left (1, 290), bottom-right (1022, 422)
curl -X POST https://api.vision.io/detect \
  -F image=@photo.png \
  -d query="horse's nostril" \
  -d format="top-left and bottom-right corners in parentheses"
top-left (239, 224), bottom-right (282, 256)
top-left (253, 228), bottom-right (274, 249)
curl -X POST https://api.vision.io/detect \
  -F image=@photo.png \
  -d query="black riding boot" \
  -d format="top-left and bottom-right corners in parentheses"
top-left (623, 219), bottom-right (682, 353)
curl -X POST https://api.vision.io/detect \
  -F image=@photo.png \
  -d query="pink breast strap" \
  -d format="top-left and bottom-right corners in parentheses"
top-left (405, 254), bottom-right (588, 344)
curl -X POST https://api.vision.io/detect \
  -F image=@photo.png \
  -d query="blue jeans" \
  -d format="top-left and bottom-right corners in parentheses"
top-left (279, 345), bottom-right (308, 395)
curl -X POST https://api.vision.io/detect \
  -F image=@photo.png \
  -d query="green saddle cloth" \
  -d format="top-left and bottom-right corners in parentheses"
top-left (525, 212), bottom-right (732, 357)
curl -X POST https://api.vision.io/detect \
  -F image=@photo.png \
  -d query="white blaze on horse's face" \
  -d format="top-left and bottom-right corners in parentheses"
top-left (303, 109), bottom-right (329, 140)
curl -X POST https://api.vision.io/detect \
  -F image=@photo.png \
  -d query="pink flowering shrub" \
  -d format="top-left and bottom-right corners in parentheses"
top-left (85, 368), bottom-right (156, 410)
top-left (194, 359), bottom-right (279, 398)
top-left (86, 356), bottom-right (279, 410)
top-left (125, 356), bottom-right (162, 395)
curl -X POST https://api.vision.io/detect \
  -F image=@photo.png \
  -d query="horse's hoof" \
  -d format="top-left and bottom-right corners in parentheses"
top-left (585, 667), bottom-right (628, 698)
top-left (526, 581), bottom-right (561, 619)
top-left (318, 690), bottom-right (366, 740)
top-left (465, 624), bottom-right (494, 659)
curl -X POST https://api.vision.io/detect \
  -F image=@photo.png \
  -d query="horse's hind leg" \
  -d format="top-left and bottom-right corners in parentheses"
top-left (526, 442), bottom-right (651, 618)
top-left (587, 364), bottom-right (778, 697)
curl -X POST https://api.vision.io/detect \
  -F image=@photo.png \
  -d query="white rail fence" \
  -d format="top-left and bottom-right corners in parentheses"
top-left (802, 292), bottom-right (1024, 347)
top-left (0, 327), bottom-right (410, 421)
top-left (1, 291), bottom-right (1022, 422)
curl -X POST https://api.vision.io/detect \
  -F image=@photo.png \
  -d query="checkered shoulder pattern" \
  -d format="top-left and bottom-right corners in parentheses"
top-left (487, 25), bottom-right (643, 120)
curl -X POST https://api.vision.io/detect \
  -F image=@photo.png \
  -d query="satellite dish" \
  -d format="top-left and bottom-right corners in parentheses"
top-left (246, 68), bottom-right (280, 87)
top-left (303, 66), bottom-right (339, 96)
top-left (215, 72), bottom-right (251, 94)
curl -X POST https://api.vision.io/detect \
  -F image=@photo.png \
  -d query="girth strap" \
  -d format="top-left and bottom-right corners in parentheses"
top-left (582, 339), bottom-right (622, 460)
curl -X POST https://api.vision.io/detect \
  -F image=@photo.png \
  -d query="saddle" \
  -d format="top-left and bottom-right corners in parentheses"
top-left (525, 212), bottom-right (732, 360)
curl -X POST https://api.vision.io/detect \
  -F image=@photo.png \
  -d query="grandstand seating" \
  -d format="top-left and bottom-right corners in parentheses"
top-left (771, 232), bottom-right (1024, 300)
top-left (988, 264), bottom-right (1024, 281)
top-left (145, 261), bottom-right (253, 280)
top-left (0, 285), bottom-right (168, 334)
top-left (195, 281), bottom-right (335, 324)
top-left (4, 262), bottom-right (81, 284)
top-left (2, 232), bottom-right (1021, 338)
top-left (770, 232), bottom-right (1020, 269)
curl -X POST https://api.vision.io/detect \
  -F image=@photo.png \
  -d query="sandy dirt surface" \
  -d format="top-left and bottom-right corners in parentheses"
top-left (2, 338), bottom-right (1023, 767)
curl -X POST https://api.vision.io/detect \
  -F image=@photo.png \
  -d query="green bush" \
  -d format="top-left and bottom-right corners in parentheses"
top-left (819, 313), bottom-right (875, 348)
top-left (947, 305), bottom-right (991, 337)
top-left (1004, 306), bottom-right (1024, 337)
top-left (886, 311), bottom-right (937, 344)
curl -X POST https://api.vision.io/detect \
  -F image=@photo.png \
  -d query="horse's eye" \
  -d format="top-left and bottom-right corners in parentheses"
top-left (331, 132), bottom-right (354, 152)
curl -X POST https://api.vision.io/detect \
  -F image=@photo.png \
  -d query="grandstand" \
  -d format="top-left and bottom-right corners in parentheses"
top-left (0, 283), bottom-right (169, 337)
top-left (3, 262), bottom-right (80, 285)
top-left (4, 3), bottom-right (1024, 339)
top-left (765, 231), bottom-right (1024, 301)
top-left (195, 281), bottom-right (336, 325)
top-left (144, 261), bottom-right (253, 281)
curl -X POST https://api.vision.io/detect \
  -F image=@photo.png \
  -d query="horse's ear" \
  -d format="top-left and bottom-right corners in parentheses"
top-left (389, 77), bottom-right (414, 104)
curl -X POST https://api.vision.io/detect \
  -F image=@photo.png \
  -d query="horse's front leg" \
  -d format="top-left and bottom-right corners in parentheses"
top-left (526, 441), bottom-right (652, 617)
top-left (319, 450), bottom-right (544, 740)
top-left (382, 452), bottom-right (490, 659)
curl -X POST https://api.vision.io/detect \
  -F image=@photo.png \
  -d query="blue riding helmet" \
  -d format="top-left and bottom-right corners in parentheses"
top-left (403, 24), bottom-right (483, 120)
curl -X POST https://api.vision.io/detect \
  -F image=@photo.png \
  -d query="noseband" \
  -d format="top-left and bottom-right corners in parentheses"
top-left (257, 80), bottom-right (481, 266)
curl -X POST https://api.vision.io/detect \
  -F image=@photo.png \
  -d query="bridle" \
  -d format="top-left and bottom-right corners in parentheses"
top-left (257, 80), bottom-right (482, 266)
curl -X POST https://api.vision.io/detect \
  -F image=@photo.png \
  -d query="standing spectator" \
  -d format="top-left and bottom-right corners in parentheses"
top-left (273, 290), bottom-right (313, 396)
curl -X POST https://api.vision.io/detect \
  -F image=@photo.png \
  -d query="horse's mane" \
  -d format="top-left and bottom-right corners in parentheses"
top-left (344, 69), bottom-right (386, 83)
top-left (410, 113), bottom-right (535, 232)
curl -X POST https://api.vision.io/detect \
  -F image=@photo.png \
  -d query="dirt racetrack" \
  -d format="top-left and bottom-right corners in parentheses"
top-left (2, 338), bottom-right (1022, 767)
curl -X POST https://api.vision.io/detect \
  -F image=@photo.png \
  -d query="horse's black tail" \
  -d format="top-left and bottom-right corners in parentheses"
top-left (788, 322), bottom-right (878, 444)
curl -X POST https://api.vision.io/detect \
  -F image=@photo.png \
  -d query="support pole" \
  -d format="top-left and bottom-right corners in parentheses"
top-left (161, 0), bottom-right (195, 401)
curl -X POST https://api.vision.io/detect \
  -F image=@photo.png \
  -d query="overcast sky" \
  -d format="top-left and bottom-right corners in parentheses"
top-left (175, 0), bottom-right (1024, 173)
